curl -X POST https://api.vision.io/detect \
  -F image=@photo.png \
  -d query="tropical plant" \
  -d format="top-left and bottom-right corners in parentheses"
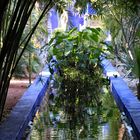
top-left (48, 27), bottom-right (109, 68)
top-left (30, 74), bottom-right (120, 140)
top-left (47, 27), bottom-right (111, 107)
top-left (74, 0), bottom-right (140, 98)
top-left (0, 0), bottom-right (67, 120)
top-left (13, 43), bottom-right (42, 78)
top-left (97, 0), bottom-right (140, 98)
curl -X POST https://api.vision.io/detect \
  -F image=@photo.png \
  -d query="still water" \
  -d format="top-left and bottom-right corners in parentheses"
top-left (30, 77), bottom-right (121, 140)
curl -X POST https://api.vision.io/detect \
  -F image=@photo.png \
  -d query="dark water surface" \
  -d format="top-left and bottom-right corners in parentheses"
top-left (30, 77), bottom-right (121, 140)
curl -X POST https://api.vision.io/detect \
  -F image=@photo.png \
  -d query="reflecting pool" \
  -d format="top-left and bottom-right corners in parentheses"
top-left (30, 76), bottom-right (121, 140)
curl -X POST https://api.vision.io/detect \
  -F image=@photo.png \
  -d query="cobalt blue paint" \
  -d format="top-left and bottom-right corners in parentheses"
top-left (50, 8), bottom-right (58, 31)
top-left (86, 2), bottom-right (96, 15)
top-left (67, 9), bottom-right (80, 30)
top-left (0, 65), bottom-right (51, 140)
top-left (101, 59), bottom-right (140, 139)
top-left (79, 15), bottom-right (84, 26)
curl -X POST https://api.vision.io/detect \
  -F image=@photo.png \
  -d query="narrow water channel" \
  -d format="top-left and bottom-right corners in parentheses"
top-left (29, 76), bottom-right (122, 140)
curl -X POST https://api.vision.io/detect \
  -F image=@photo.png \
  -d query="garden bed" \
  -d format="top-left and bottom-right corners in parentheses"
top-left (2, 79), bottom-right (30, 121)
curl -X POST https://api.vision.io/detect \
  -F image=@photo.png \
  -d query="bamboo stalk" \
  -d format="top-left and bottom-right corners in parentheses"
top-left (0, 0), bottom-right (57, 120)
top-left (0, 0), bottom-right (36, 119)
top-left (12, 0), bottom-right (53, 74)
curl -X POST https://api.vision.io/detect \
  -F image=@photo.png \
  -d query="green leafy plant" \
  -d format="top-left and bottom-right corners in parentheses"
top-left (48, 27), bottom-right (108, 70)
top-left (0, 0), bottom-right (68, 120)
top-left (13, 46), bottom-right (42, 78)
top-left (48, 27), bottom-right (111, 105)
top-left (0, 0), bottom-right (55, 120)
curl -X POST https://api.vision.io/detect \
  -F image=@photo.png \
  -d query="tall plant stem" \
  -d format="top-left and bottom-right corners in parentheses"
top-left (0, 0), bottom-right (54, 120)
top-left (29, 15), bottom-right (32, 86)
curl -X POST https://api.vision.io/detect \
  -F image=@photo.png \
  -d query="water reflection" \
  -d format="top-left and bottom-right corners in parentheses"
top-left (30, 74), bottom-right (121, 140)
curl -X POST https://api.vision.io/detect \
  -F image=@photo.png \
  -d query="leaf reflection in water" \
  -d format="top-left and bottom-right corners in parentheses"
top-left (30, 71), bottom-right (121, 140)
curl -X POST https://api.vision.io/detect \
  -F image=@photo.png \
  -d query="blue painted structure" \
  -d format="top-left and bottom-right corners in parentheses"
top-left (48, 7), bottom-right (59, 33)
top-left (101, 59), bottom-right (140, 139)
top-left (67, 9), bottom-right (84, 30)
top-left (0, 65), bottom-right (51, 140)
top-left (86, 2), bottom-right (96, 15)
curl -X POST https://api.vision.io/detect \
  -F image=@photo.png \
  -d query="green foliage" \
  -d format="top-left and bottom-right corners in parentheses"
top-left (13, 51), bottom-right (41, 78)
top-left (31, 77), bottom-right (120, 140)
top-left (0, 0), bottom-right (66, 119)
top-left (85, 0), bottom-right (140, 97)
top-left (48, 27), bottom-right (111, 107)
top-left (48, 27), bottom-right (109, 72)
top-left (30, 24), bottom-right (120, 138)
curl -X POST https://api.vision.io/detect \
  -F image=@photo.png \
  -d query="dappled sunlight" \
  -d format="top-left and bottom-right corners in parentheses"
top-left (39, 71), bottom-right (51, 77)
top-left (2, 79), bottom-right (31, 120)
top-left (106, 71), bottom-right (120, 77)
top-left (9, 79), bottom-right (33, 88)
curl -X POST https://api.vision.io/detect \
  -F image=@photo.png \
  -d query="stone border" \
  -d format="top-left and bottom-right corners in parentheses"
top-left (0, 65), bottom-right (51, 140)
top-left (101, 59), bottom-right (140, 139)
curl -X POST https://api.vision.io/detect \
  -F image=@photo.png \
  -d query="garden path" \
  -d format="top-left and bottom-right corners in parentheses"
top-left (2, 79), bottom-right (30, 121)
